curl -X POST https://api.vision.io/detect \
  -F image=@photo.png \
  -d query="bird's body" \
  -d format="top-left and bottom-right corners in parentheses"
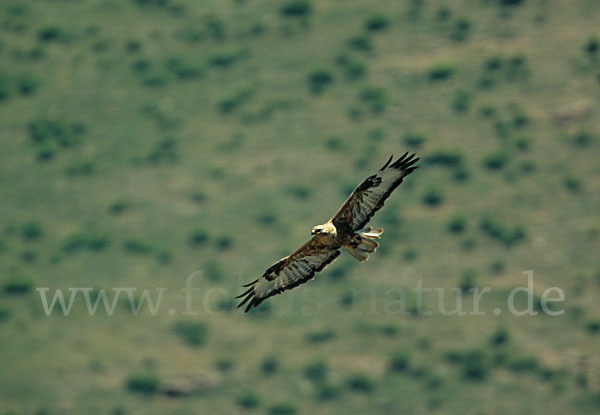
top-left (237, 152), bottom-right (419, 312)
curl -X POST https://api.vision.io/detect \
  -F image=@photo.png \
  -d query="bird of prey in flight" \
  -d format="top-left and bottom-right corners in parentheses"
top-left (237, 152), bottom-right (419, 312)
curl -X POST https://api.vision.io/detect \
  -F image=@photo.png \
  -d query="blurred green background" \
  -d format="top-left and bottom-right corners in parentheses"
top-left (1, 0), bottom-right (599, 414)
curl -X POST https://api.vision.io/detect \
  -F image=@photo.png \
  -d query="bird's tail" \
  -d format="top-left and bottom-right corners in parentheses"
top-left (344, 227), bottom-right (384, 262)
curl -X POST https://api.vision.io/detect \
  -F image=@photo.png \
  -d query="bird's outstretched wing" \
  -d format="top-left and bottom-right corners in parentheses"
top-left (236, 237), bottom-right (340, 312)
top-left (331, 152), bottom-right (419, 232)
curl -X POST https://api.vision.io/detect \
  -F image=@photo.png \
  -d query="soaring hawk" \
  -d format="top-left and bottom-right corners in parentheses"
top-left (237, 152), bottom-right (419, 312)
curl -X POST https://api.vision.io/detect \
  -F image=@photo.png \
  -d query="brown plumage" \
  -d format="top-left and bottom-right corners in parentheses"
top-left (237, 152), bottom-right (419, 312)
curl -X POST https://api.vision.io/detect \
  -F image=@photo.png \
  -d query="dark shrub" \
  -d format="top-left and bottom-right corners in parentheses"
top-left (490, 259), bottom-right (505, 274)
top-left (446, 349), bottom-right (491, 381)
top-left (329, 264), bottom-right (349, 281)
top-left (459, 269), bottom-right (477, 293)
top-left (422, 188), bottom-right (444, 207)
top-left (304, 360), bottom-right (328, 383)
top-left (165, 56), bottom-right (205, 80)
top-left (108, 200), bottom-right (129, 215)
top-left (280, 1), bottom-right (312, 18)
top-left (0, 73), bottom-right (11, 101)
top-left (123, 239), bottom-right (152, 254)
top-left (215, 358), bottom-right (235, 372)
top-left (450, 18), bottom-right (471, 42)
top-left (359, 86), bottom-right (386, 113)
top-left (0, 306), bottom-right (10, 322)
top-left (452, 89), bottom-right (470, 113)
top-left (316, 383), bottom-right (340, 401)
top-left (425, 150), bottom-right (463, 168)
top-left (339, 292), bottom-right (355, 308)
top-left (428, 62), bottom-right (456, 81)
top-left (205, 14), bottom-right (227, 41)
top-left (507, 356), bottom-right (539, 372)
top-left (268, 402), bottom-right (297, 415)
top-left (133, 0), bottom-right (185, 14)
top-left (287, 185), bottom-right (311, 200)
top-left (347, 35), bottom-right (373, 52)
top-left (335, 54), bottom-right (367, 81)
top-left (453, 165), bottom-right (471, 182)
top-left (125, 39), bottom-right (142, 53)
top-left (20, 250), bottom-right (37, 264)
top-left (365, 14), bottom-right (390, 32)
top-left (403, 133), bottom-right (426, 148)
top-left (346, 373), bottom-right (375, 392)
top-left (478, 76), bottom-right (495, 89)
top-left (499, 0), bottom-right (525, 5)
top-left (447, 215), bottom-right (467, 234)
top-left (257, 211), bottom-right (277, 226)
top-left (22, 221), bottom-right (42, 240)
top-left (480, 105), bottom-right (497, 118)
top-left (218, 88), bottom-right (253, 114)
top-left (485, 56), bottom-right (503, 71)
top-left (306, 328), bottom-right (335, 343)
top-left (403, 248), bottom-right (418, 262)
top-left (132, 59), bottom-right (151, 73)
top-left (148, 138), bottom-right (178, 163)
top-left (436, 6), bottom-right (451, 20)
top-left (308, 67), bottom-right (334, 94)
top-left (483, 150), bottom-right (509, 170)
top-left (17, 73), bottom-right (40, 95)
top-left (65, 161), bottom-right (95, 176)
top-left (505, 54), bottom-right (530, 81)
top-left (209, 47), bottom-right (244, 67)
top-left (586, 320), bottom-right (600, 334)
top-left (90, 236), bottom-right (109, 251)
top-left (125, 372), bottom-right (160, 394)
top-left (156, 251), bottom-right (172, 265)
top-left (63, 232), bottom-right (110, 253)
top-left (563, 176), bottom-right (582, 193)
top-left (28, 119), bottom-right (86, 148)
top-left (479, 216), bottom-right (525, 247)
top-left (389, 351), bottom-right (411, 372)
top-left (215, 296), bottom-right (234, 312)
top-left (261, 356), bottom-right (279, 375)
top-left (572, 131), bottom-right (593, 147)
top-left (515, 136), bottom-right (532, 151)
top-left (38, 26), bottom-right (66, 42)
top-left (463, 350), bottom-right (490, 380)
top-left (3, 276), bottom-right (34, 295)
top-left (584, 37), bottom-right (599, 57)
top-left (511, 107), bottom-right (529, 128)
top-left (490, 327), bottom-right (509, 346)
top-left (493, 121), bottom-right (511, 139)
top-left (173, 320), bottom-right (208, 346)
top-left (215, 236), bottom-right (233, 250)
top-left (204, 260), bottom-right (225, 282)
top-left (346, 106), bottom-right (363, 121)
top-left (238, 391), bottom-right (260, 409)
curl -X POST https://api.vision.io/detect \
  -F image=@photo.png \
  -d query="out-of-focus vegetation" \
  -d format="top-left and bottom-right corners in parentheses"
top-left (0, 0), bottom-right (599, 414)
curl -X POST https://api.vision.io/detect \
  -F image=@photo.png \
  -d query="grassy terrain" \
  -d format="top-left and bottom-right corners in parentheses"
top-left (1, 0), bottom-right (599, 413)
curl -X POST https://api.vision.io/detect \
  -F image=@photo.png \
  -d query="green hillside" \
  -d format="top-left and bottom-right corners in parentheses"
top-left (1, 0), bottom-right (599, 414)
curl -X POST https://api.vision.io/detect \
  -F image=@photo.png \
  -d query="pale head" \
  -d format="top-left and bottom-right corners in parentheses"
top-left (311, 222), bottom-right (336, 236)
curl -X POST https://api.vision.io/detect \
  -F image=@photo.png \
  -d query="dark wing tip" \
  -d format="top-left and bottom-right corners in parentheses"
top-left (236, 279), bottom-right (268, 312)
top-left (379, 154), bottom-right (394, 171)
top-left (390, 152), bottom-right (419, 172)
top-left (379, 152), bottom-right (419, 172)
top-left (245, 297), bottom-right (265, 313)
